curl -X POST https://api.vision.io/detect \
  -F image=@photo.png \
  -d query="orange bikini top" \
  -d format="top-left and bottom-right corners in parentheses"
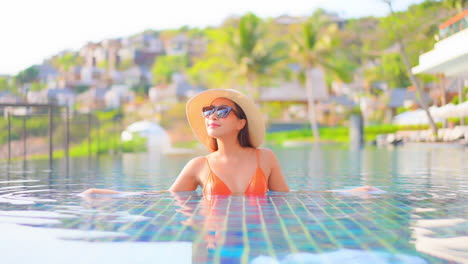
top-left (203, 149), bottom-right (268, 196)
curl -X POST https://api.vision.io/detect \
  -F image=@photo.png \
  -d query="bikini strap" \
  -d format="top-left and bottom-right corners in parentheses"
top-left (205, 156), bottom-right (212, 172)
top-left (255, 149), bottom-right (260, 168)
top-left (204, 156), bottom-right (214, 186)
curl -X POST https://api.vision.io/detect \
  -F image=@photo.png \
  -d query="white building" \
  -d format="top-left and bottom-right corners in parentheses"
top-left (104, 84), bottom-right (135, 109)
top-left (412, 10), bottom-right (468, 79)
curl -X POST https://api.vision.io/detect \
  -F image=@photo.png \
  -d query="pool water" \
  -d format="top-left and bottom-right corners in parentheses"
top-left (0, 143), bottom-right (466, 264)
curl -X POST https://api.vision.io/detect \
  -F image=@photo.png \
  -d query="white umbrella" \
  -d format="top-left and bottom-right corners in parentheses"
top-left (455, 100), bottom-right (468, 117)
top-left (393, 108), bottom-right (446, 125)
top-left (393, 109), bottom-right (429, 125)
top-left (432, 103), bottom-right (454, 118)
top-left (429, 105), bottom-right (444, 118)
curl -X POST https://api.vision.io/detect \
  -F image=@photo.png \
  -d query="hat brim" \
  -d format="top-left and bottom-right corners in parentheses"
top-left (186, 89), bottom-right (265, 151)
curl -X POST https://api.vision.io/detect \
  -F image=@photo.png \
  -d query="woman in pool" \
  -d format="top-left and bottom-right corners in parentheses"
top-left (82, 89), bottom-right (289, 196)
top-left (81, 89), bottom-right (376, 196)
top-left (171, 88), bottom-right (290, 195)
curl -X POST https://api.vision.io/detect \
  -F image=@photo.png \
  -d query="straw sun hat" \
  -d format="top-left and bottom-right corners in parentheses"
top-left (186, 89), bottom-right (265, 151)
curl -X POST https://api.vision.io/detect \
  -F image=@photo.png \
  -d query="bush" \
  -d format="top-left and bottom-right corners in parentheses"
top-left (266, 123), bottom-right (442, 144)
top-left (121, 134), bottom-right (147, 153)
top-left (447, 116), bottom-right (468, 126)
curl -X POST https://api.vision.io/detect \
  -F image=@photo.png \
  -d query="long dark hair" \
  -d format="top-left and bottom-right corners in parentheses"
top-left (209, 101), bottom-right (253, 151)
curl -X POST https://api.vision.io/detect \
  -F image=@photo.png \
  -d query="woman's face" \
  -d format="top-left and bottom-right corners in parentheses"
top-left (205, 98), bottom-right (246, 139)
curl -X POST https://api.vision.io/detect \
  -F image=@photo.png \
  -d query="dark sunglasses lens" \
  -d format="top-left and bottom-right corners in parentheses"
top-left (202, 106), bottom-right (214, 118)
top-left (216, 106), bottom-right (232, 118)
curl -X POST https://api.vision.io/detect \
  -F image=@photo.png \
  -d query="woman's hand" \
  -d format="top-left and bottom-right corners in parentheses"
top-left (347, 186), bottom-right (383, 192)
top-left (78, 188), bottom-right (121, 196)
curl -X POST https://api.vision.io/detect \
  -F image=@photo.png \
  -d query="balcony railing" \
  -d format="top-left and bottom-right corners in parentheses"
top-left (439, 9), bottom-right (468, 40)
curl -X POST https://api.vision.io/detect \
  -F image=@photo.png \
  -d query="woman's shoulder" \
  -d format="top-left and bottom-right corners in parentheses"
top-left (186, 156), bottom-right (208, 167)
top-left (257, 147), bottom-right (276, 157)
top-left (180, 156), bottom-right (208, 174)
top-left (256, 148), bottom-right (278, 164)
top-left (179, 156), bottom-right (208, 180)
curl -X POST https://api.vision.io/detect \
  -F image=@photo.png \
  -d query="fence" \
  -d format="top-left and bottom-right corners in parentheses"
top-left (0, 103), bottom-right (123, 169)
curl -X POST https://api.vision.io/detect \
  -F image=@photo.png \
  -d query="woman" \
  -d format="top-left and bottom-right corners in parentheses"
top-left (81, 89), bottom-right (289, 196)
top-left (171, 88), bottom-right (289, 195)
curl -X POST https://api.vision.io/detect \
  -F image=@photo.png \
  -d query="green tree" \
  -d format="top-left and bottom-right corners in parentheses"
top-left (444, 0), bottom-right (468, 12)
top-left (338, 17), bottom-right (382, 65)
top-left (187, 28), bottom-right (236, 89)
top-left (151, 55), bottom-right (188, 85)
top-left (380, 53), bottom-right (411, 88)
top-left (225, 12), bottom-right (285, 100)
top-left (290, 11), bottom-right (350, 140)
top-left (378, 0), bottom-right (449, 65)
top-left (382, 0), bottom-right (438, 135)
top-left (29, 82), bottom-right (46, 92)
top-left (53, 52), bottom-right (81, 72)
top-left (0, 77), bottom-right (15, 93)
top-left (117, 58), bottom-right (134, 71)
top-left (97, 60), bottom-right (108, 70)
top-left (52, 52), bottom-right (82, 85)
top-left (15, 66), bottom-right (39, 85)
top-left (131, 83), bottom-right (151, 97)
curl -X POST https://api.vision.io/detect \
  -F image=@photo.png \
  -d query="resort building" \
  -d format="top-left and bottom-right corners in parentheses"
top-left (412, 9), bottom-right (468, 100)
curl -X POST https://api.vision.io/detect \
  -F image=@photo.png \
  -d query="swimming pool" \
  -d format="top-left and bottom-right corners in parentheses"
top-left (0, 143), bottom-right (466, 263)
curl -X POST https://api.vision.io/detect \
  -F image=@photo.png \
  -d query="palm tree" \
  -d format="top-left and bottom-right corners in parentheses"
top-left (291, 12), bottom-right (349, 141)
top-left (383, 0), bottom-right (438, 136)
top-left (226, 13), bottom-right (284, 100)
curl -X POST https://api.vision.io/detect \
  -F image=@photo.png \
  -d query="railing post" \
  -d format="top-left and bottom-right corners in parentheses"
top-left (7, 111), bottom-right (11, 162)
top-left (49, 105), bottom-right (53, 169)
top-left (96, 117), bottom-right (100, 155)
top-left (22, 115), bottom-right (27, 160)
top-left (459, 77), bottom-right (464, 126)
top-left (65, 106), bottom-right (70, 161)
top-left (120, 116), bottom-right (123, 153)
top-left (87, 113), bottom-right (92, 158)
top-left (350, 113), bottom-right (364, 148)
top-left (112, 120), bottom-right (116, 153)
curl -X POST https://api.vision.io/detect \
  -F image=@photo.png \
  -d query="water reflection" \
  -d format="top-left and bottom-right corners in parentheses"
top-left (0, 144), bottom-right (466, 263)
top-left (410, 208), bottom-right (468, 263)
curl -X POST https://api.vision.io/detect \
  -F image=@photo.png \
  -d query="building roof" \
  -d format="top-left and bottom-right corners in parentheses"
top-left (327, 95), bottom-right (357, 107)
top-left (388, 88), bottom-right (407, 108)
top-left (37, 64), bottom-right (58, 80)
top-left (47, 88), bottom-right (75, 97)
top-left (77, 87), bottom-right (107, 101)
top-left (260, 83), bottom-right (306, 102)
top-left (0, 92), bottom-right (21, 103)
top-left (388, 88), bottom-right (431, 108)
top-left (172, 81), bottom-right (205, 98)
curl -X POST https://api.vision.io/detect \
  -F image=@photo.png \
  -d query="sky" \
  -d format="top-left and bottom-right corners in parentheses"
top-left (0, 0), bottom-right (425, 76)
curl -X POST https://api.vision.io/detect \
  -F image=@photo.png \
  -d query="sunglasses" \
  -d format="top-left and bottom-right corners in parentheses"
top-left (202, 105), bottom-right (239, 119)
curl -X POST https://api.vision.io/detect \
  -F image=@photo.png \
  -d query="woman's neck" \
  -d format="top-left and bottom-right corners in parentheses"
top-left (215, 136), bottom-right (248, 157)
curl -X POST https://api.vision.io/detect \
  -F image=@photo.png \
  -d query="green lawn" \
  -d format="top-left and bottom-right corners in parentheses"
top-left (266, 124), bottom-right (433, 145)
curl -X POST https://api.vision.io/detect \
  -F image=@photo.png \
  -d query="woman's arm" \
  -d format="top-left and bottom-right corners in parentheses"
top-left (79, 188), bottom-right (170, 196)
top-left (169, 157), bottom-right (203, 192)
top-left (263, 149), bottom-right (290, 192)
top-left (79, 188), bottom-right (122, 196)
top-left (80, 157), bottom-right (202, 196)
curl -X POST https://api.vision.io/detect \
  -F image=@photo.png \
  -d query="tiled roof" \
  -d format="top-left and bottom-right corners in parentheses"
top-left (388, 88), bottom-right (431, 108)
top-left (388, 88), bottom-right (407, 108)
